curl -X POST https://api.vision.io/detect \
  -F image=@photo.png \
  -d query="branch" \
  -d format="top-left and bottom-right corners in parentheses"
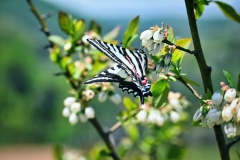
top-left (108, 109), bottom-right (140, 134)
top-left (162, 39), bottom-right (194, 54)
top-left (227, 137), bottom-right (240, 150)
top-left (184, 0), bottom-right (229, 160)
top-left (177, 76), bottom-right (202, 100)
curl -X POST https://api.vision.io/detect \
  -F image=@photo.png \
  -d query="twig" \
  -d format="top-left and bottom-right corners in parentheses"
top-left (184, 0), bottom-right (229, 160)
top-left (162, 39), bottom-right (194, 54)
top-left (26, 1), bottom-right (120, 159)
top-left (108, 109), bottom-right (140, 134)
top-left (227, 137), bottom-right (240, 150)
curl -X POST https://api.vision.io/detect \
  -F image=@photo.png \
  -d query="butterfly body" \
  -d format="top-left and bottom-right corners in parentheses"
top-left (85, 39), bottom-right (152, 108)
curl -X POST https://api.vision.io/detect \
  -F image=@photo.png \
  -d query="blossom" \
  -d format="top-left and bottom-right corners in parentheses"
top-left (170, 111), bottom-right (180, 123)
top-left (136, 110), bottom-right (147, 122)
top-left (70, 102), bottom-right (81, 113)
top-left (62, 107), bottom-right (71, 118)
top-left (156, 60), bottom-right (164, 73)
top-left (140, 30), bottom-right (153, 40)
top-left (222, 105), bottom-right (233, 122)
top-left (69, 113), bottom-right (78, 125)
top-left (193, 107), bottom-right (202, 122)
top-left (212, 91), bottom-right (223, 106)
top-left (64, 97), bottom-right (76, 107)
top-left (110, 93), bottom-right (122, 105)
top-left (206, 107), bottom-right (222, 128)
top-left (153, 29), bottom-right (164, 42)
top-left (224, 88), bottom-right (236, 102)
top-left (98, 92), bottom-right (107, 102)
top-left (79, 113), bottom-right (88, 123)
top-left (224, 123), bottom-right (237, 138)
top-left (85, 107), bottom-right (95, 119)
top-left (83, 89), bottom-right (95, 101)
top-left (147, 109), bottom-right (164, 126)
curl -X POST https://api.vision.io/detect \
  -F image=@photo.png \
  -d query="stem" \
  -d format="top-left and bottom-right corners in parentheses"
top-left (26, 1), bottom-right (120, 159)
top-left (162, 39), bottom-right (194, 54)
top-left (89, 118), bottom-right (120, 160)
top-left (184, 0), bottom-right (230, 160)
top-left (227, 137), bottom-right (240, 150)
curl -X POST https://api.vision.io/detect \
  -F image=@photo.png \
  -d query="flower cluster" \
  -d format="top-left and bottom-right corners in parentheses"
top-left (136, 92), bottom-right (189, 126)
top-left (193, 82), bottom-right (240, 138)
top-left (62, 97), bottom-right (95, 125)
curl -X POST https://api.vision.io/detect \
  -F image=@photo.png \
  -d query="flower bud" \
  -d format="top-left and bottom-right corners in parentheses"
top-left (62, 107), bottom-right (71, 118)
top-left (237, 108), bottom-right (240, 123)
top-left (98, 92), bottom-right (107, 102)
top-left (193, 108), bottom-right (202, 122)
top-left (110, 93), bottom-right (122, 105)
top-left (82, 35), bottom-right (91, 44)
top-left (207, 108), bottom-right (222, 128)
top-left (64, 97), bottom-right (76, 107)
top-left (84, 90), bottom-right (95, 101)
top-left (153, 29), bottom-right (163, 42)
top-left (156, 60), bottom-right (164, 73)
top-left (212, 91), bottom-right (223, 106)
top-left (147, 110), bottom-right (164, 126)
top-left (170, 111), bottom-right (180, 123)
top-left (164, 52), bottom-right (172, 65)
top-left (136, 110), bottom-right (147, 122)
top-left (224, 123), bottom-right (237, 138)
top-left (229, 98), bottom-right (239, 113)
top-left (79, 113), bottom-right (88, 123)
top-left (140, 30), bottom-right (153, 40)
top-left (164, 63), bottom-right (170, 75)
top-left (201, 116), bottom-right (208, 127)
top-left (85, 107), bottom-right (95, 119)
top-left (142, 39), bottom-right (154, 48)
top-left (70, 102), bottom-right (81, 113)
top-left (222, 106), bottom-right (233, 122)
top-left (149, 43), bottom-right (161, 55)
top-left (224, 88), bottom-right (236, 102)
top-left (69, 113), bottom-right (78, 125)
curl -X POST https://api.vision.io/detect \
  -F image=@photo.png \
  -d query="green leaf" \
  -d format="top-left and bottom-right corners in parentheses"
top-left (48, 35), bottom-right (65, 47)
top-left (205, 88), bottom-right (212, 99)
top-left (125, 34), bottom-right (139, 48)
top-left (174, 38), bottom-right (192, 64)
top-left (166, 25), bottom-right (176, 44)
top-left (53, 144), bottom-right (63, 160)
top-left (125, 125), bottom-right (139, 142)
top-left (117, 110), bottom-right (129, 123)
top-left (123, 97), bottom-right (138, 110)
top-left (181, 75), bottom-right (200, 87)
top-left (237, 73), bottom-right (240, 92)
top-left (103, 26), bottom-right (120, 41)
top-left (191, 119), bottom-right (202, 126)
top-left (89, 20), bottom-right (102, 35)
top-left (215, 1), bottom-right (240, 23)
top-left (73, 19), bottom-right (86, 43)
top-left (50, 46), bottom-right (61, 64)
top-left (58, 11), bottom-right (72, 35)
top-left (99, 150), bottom-right (109, 157)
top-left (151, 80), bottom-right (170, 108)
top-left (123, 16), bottom-right (140, 48)
top-left (223, 70), bottom-right (235, 88)
top-left (194, 2), bottom-right (205, 20)
top-left (60, 56), bottom-right (72, 70)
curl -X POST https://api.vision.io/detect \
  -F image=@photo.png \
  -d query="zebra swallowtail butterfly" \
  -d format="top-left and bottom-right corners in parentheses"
top-left (84, 39), bottom-right (152, 108)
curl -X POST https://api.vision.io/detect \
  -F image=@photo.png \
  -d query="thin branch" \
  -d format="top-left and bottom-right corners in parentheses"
top-left (227, 137), bottom-right (240, 150)
top-left (108, 109), bottom-right (140, 134)
top-left (162, 39), bottom-right (194, 54)
top-left (184, 0), bottom-right (229, 160)
top-left (177, 76), bottom-right (202, 100)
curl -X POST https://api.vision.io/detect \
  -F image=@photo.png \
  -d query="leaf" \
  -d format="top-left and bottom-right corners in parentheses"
top-left (191, 119), bottom-right (202, 126)
top-left (60, 56), bottom-right (72, 70)
top-left (99, 150), bottom-right (109, 157)
top-left (103, 26), bottom-right (121, 41)
top-left (58, 11), bottom-right (72, 35)
top-left (215, 1), bottom-right (240, 23)
top-left (173, 38), bottom-right (192, 64)
top-left (89, 20), bottom-right (102, 35)
top-left (125, 34), bottom-right (139, 48)
top-left (181, 75), bottom-right (200, 87)
top-left (123, 97), bottom-right (138, 110)
top-left (125, 125), bottom-right (139, 142)
top-left (237, 73), bottom-right (240, 92)
top-left (123, 16), bottom-right (140, 48)
top-left (151, 80), bottom-right (170, 108)
top-left (48, 35), bottom-right (65, 47)
top-left (223, 70), bottom-right (235, 88)
top-left (50, 46), bottom-right (61, 64)
top-left (166, 25), bottom-right (176, 44)
top-left (194, 1), bottom-right (205, 20)
top-left (73, 19), bottom-right (86, 43)
top-left (205, 88), bottom-right (212, 99)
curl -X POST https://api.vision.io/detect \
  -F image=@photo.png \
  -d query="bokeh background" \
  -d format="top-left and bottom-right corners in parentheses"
top-left (0, 0), bottom-right (240, 159)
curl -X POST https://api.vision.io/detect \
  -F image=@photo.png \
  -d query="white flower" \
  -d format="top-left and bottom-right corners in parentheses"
top-left (224, 88), bottom-right (236, 102)
top-left (82, 34), bottom-right (91, 44)
top-left (170, 111), bottom-right (180, 123)
top-left (62, 107), bottom-right (71, 118)
top-left (110, 93), bottom-right (122, 105)
top-left (193, 107), bottom-right (202, 122)
top-left (69, 113), bottom-right (78, 125)
top-left (207, 107), bottom-right (222, 128)
top-left (147, 110), bottom-right (164, 126)
top-left (201, 116), bottom-right (208, 127)
top-left (149, 43), bottom-right (161, 55)
top-left (64, 97), bottom-right (76, 107)
top-left (85, 107), bottom-right (95, 119)
top-left (222, 105), bottom-right (233, 122)
top-left (79, 113), bottom-right (88, 123)
top-left (140, 30), bottom-right (153, 40)
top-left (83, 89), bottom-right (95, 101)
top-left (224, 123), bottom-right (237, 138)
top-left (98, 92), bottom-right (107, 102)
top-left (229, 98), bottom-right (239, 113)
top-left (136, 110), bottom-right (147, 122)
top-left (212, 91), bottom-right (223, 106)
top-left (70, 102), bottom-right (81, 113)
top-left (153, 29), bottom-right (164, 42)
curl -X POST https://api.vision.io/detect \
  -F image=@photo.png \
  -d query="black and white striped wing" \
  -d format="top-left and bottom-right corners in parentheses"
top-left (87, 39), bottom-right (147, 81)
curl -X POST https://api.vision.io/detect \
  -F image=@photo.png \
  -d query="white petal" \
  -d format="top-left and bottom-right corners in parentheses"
top-left (140, 30), bottom-right (153, 40)
top-left (64, 97), bottom-right (76, 107)
top-left (70, 102), bottom-right (81, 113)
top-left (224, 88), bottom-right (236, 102)
top-left (69, 113), bottom-right (78, 125)
top-left (62, 107), bottom-right (71, 118)
top-left (212, 91), bottom-right (223, 106)
top-left (85, 107), bottom-right (95, 119)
